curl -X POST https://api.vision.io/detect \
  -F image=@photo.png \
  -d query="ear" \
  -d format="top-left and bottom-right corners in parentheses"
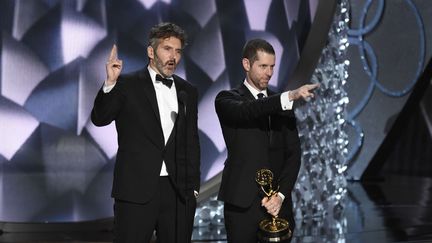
top-left (147, 46), bottom-right (154, 59)
top-left (242, 58), bottom-right (250, 72)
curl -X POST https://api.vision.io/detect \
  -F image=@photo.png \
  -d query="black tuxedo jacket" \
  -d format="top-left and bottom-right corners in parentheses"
top-left (215, 84), bottom-right (301, 208)
top-left (91, 67), bottom-right (200, 204)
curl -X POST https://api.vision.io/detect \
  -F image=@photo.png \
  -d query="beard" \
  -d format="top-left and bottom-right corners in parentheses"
top-left (153, 53), bottom-right (176, 78)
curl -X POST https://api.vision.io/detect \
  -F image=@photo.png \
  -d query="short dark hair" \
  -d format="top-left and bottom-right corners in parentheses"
top-left (148, 22), bottom-right (187, 49)
top-left (242, 39), bottom-right (275, 65)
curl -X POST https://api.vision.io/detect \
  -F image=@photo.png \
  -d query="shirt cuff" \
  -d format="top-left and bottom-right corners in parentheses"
top-left (103, 81), bottom-right (116, 93)
top-left (194, 190), bottom-right (199, 198)
top-left (280, 91), bottom-right (293, 110)
top-left (277, 192), bottom-right (285, 202)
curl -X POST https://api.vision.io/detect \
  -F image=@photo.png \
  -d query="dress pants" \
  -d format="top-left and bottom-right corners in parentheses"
top-left (113, 176), bottom-right (196, 243)
top-left (224, 196), bottom-right (295, 243)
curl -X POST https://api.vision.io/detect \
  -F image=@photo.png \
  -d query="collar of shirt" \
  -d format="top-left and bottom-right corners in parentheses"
top-left (148, 66), bottom-right (175, 89)
top-left (243, 79), bottom-right (267, 99)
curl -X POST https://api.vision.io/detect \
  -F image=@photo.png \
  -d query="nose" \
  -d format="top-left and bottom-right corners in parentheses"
top-left (266, 67), bottom-right (273, 77)
top-left (169, 49), bottom-right (175, 58)
top-left (169, 49), bottom-right (179, 62)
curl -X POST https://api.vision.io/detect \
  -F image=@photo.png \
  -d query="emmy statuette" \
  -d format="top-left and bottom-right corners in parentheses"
top-left (255, 169), bottom-right (292, 242)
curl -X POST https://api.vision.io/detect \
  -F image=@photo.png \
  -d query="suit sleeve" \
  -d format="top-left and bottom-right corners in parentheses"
top-left (186, 87), bottom-right (201, 193)
top-left (215, 90), bottom-right (283, 125)
top-left (91, 81), bottom-right (126, 126)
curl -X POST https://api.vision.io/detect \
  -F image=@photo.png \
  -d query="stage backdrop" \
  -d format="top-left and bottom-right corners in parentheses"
top-left (0, 0), bottom-right (318, 222)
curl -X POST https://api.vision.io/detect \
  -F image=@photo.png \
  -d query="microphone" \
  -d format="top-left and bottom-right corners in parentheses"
top-left (178, 90), bottom-right (188, 116)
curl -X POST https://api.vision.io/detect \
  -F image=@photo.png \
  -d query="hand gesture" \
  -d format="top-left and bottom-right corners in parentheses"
top-left (289, 83), bottom-right (320, 101)
top-left (106, 44), bottom-right (123, 86)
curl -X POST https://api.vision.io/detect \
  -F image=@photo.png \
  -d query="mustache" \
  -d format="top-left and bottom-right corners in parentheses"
top-left (165, 60), bottom-right (176, 66)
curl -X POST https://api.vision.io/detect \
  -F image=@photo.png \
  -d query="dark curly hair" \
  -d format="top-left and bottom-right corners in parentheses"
top-left (148, 22), bottom-right (187, 49)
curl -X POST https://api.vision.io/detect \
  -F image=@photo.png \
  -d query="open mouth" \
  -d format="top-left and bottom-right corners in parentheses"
top-left (167, 62), bottom-right (175, 69)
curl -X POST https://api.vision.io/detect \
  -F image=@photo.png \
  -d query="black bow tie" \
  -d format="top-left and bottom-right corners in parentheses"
top-left (156, 74), bottom-right (173, 88)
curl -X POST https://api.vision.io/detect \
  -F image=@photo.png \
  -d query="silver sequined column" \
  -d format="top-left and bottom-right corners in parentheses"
top-left (292, 0), bottom-right (350, 238)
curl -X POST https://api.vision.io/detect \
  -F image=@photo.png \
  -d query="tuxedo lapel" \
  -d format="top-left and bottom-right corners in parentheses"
top-left (238, 83), bottom-right (271, 136)
top-left (139, 69), bottom-right (162, 124)
top-left (238, 84), bottom-right (255, 100)
top-left (174, 76), bottom-right (185, 106)
top-left (165, 76), bottom-right (184, 148)
top-left (136, 68), bottom-right (165, 149)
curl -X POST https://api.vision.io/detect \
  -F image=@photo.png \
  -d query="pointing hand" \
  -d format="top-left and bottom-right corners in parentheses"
top-left (106, 44), bottom-right (123, 86)
top-left (289, 83), bottom-right (320, 101)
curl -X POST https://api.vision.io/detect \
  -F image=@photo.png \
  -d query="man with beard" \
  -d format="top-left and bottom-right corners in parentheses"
top-left (91, 22), bottom-right (200, 243)
top-left (215, 39), bottom-right (318, 243)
